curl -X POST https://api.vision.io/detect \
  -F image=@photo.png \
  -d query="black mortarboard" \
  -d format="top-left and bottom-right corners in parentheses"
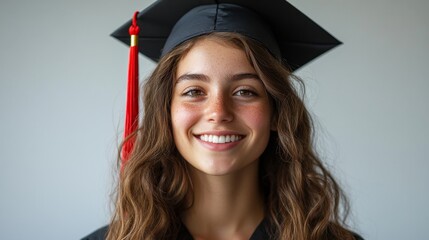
top-left (112, 0), bottom-right (341, 71)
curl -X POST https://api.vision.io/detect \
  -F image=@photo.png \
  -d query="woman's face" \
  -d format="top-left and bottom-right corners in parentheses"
top-left (171, 38), bottom-right (273, 176)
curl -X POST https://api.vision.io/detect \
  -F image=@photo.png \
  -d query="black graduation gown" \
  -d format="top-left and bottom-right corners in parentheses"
top-left (82, 219), bottom-right (269, 240)
top-left (81, 219), bottom-right (364, 240)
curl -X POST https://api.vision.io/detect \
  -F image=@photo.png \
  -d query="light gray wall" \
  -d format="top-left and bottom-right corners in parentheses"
top-left (0, 0), bottom-right (428, 239)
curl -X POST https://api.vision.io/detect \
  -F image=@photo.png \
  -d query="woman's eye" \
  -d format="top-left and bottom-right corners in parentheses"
top-left (183, 89), bottom-right (204, 97)
top-left (234, 89), bottom-right (257, 97)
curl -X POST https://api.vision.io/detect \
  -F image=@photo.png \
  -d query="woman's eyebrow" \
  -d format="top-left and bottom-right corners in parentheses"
top-left (229, 73), bottom-right (260, 81)
top-left (176, 73), bottom-right (260, 84)
top-left (175, 73), bottom-right (209, 83)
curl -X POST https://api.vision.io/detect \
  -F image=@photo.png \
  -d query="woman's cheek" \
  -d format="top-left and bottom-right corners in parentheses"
top-left (240, 104), bottom-right (272, 129)
top-left (171, 102), bottom-right (201, 130)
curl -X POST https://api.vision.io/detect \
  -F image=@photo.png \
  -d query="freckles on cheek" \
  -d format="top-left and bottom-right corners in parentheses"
top-left (171, 104), bottom-right (200, 130)
top-left (243, 105), bottom-right (272, 128)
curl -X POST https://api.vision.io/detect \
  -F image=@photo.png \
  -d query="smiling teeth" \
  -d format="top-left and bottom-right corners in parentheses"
top-left (199, 134), bottom-right (242, 143)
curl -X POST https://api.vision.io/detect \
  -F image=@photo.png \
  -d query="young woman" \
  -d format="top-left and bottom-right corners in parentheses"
top-left (83, 1), bottom-right (363, 240)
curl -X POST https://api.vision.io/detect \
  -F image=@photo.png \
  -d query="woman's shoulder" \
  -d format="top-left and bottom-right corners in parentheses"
top-left (81, 225), bottom-right (109, 240)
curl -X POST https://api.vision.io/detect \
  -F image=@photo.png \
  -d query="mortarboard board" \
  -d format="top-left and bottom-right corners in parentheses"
top-left (112, 0), bottom-right (341, 71)
top-left (113, 0), bottom-right (342, 165)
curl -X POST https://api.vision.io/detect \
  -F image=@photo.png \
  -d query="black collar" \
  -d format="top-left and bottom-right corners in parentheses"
top-left (178, 218), bottom-right (270, 240)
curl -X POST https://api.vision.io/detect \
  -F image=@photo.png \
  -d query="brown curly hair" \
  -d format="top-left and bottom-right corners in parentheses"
top-left (107, 32), bottom-right (357, 240)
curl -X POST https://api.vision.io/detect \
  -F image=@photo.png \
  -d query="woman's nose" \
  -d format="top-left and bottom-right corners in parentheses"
top-left (205, 93), bottom-right (234, 123)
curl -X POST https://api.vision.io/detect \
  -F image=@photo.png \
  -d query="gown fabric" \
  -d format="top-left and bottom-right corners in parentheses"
top-left (81, 219), bottom-right (363, 240)
top-left (81, 219), bottom-right (269, 240)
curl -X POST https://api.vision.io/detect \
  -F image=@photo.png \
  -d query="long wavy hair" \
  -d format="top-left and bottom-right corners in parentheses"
top-left (107, 32), bottom-right (357, 240)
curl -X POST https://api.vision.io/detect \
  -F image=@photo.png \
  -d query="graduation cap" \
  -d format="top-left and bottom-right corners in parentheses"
top-left (112, 0), bottom-right (341, 164)
top-left (112, 0), bottom-right (341, 70)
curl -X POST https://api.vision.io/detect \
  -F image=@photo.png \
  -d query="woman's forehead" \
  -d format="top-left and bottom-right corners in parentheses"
top-left (176, 38), bottom-right (255, 78)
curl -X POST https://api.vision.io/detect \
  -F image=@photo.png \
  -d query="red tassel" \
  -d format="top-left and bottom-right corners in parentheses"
top-left (121, 11), bottom-right (140, 166)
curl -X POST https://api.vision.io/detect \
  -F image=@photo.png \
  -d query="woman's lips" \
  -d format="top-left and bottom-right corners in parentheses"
top-left (194, 133), bottom-right (245, 151)
top-left (198, 134), bottom-right (243, 143)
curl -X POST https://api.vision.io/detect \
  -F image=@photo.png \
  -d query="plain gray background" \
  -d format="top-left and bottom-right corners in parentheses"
top-left (1, 0), bottom-right (428, 239)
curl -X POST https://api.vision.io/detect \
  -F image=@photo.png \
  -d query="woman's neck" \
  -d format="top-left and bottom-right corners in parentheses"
top-left (182, 160), bottom-right (264, 240)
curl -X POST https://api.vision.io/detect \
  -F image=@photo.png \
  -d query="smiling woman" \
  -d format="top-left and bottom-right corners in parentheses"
top-left (171, 37), bottom-right (273, 177)
top-left (82, 0), bottom-right (363, 239)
